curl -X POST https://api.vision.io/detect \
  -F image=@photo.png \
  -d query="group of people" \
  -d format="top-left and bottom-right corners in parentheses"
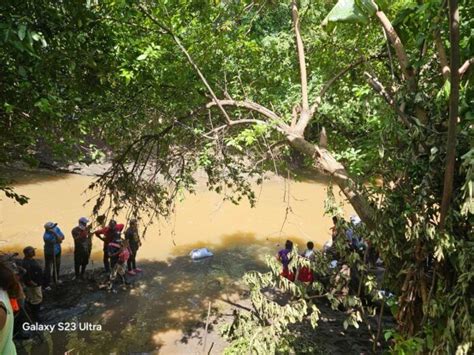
top-left (276, 214), bottom-right (378, 285)
top-left (0, 217), bottom-right (143, 354)
top-left (327, 215), bottom-right (379, 266)
top-left (41, 217), bottom-right (143, 288)
top-left (277, 240), bottom-right (316, 283)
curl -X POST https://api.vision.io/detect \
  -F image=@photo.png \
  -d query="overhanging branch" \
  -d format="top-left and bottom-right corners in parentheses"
top-left (138, 4), bottom-right (233, 125)
top-left (206, 100), bottom-right (282, 122)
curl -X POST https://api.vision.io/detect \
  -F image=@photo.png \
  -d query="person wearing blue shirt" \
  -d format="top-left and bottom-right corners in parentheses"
top-left (43, 222), bottom-right (64, 289)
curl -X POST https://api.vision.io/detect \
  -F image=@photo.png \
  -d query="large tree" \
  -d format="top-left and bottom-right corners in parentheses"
top-left (90, 1), bottom-right (472, 352)
top-left (2, 0), bottom-right (472, 352)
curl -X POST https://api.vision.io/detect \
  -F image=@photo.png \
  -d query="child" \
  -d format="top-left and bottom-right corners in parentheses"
top-left (108, 240), bottom-right (131, 290)
top-left (297, 241), bottom-right (315, 283)
top-left (277, 240), bottom-right (295, 281)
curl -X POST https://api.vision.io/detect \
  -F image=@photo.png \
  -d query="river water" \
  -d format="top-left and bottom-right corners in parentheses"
top-left (1, 170), bottom-right (353, 260)
top-left (0, 170), bottom-right (354, 353)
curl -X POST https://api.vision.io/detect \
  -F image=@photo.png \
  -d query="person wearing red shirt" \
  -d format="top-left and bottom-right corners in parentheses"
top-left (94, 220), bottom-right (124, 272)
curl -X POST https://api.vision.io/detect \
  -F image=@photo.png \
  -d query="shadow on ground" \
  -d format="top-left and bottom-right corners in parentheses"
top-left (15, 232), bottom-right (395, 354)
top-left (17, 232), bottom-right (276, 354)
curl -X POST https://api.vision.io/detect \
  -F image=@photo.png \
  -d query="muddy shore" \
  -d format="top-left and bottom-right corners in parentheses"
top-left (14, 248), bottom-right (394, 355)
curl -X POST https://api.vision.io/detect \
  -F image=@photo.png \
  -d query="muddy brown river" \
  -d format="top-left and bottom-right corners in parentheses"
top-left (1, 171), bottom-right (353, 260)
top-left (0, 170), bottom-right (354, 354)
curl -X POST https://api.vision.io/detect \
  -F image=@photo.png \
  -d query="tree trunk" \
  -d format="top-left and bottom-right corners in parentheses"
top-left (287, 135), bottom-right (376, 229)
top-left (439, 0), bottom-right (460, 230)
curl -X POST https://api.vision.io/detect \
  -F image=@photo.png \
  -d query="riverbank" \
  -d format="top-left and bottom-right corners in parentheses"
top-left (15, 247), bottom-right (395, 354)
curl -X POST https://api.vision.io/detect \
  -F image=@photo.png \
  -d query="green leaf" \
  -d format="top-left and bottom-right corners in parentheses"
top-left (322, 0), bottom-right (368, 27)
top-left (31, 32), bottom-right (41, 41)
top-left (136, 53), bottom-right (148, 61)
top-left (355, 0), bottom-right (378, 15)
top-left (384, 329), bottom-right (394, 341)
top-left (18, 24), bottom-right (27, 40)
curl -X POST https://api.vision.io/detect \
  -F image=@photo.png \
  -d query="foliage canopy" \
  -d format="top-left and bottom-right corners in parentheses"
top-left (1, 0), bottom-right (473, 353)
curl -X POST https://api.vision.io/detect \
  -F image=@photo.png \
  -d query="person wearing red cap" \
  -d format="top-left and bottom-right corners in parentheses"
top-left (94, 220), bottom-right (124, 273)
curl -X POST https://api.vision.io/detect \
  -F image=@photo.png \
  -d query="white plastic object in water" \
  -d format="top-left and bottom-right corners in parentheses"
top-left (189, 248), bottom-right (214, 260)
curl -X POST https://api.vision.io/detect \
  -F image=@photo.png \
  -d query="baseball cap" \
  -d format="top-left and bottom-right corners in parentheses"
top-left (44, 222), bottom-right (58, 230)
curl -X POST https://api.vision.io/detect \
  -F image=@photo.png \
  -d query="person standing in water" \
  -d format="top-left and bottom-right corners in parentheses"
top-left (43, 222), bottom-right (64, 289)
top-left (0, 261), bottom-right (20, 354)
top-left (72, 217), bottom-right (93, 280)
top-left (125, 219), bottom-right (142, 275)
top-left (276, 240), bottom-right (294, 281)
top-left (94, 219), bottom-right (124, 273)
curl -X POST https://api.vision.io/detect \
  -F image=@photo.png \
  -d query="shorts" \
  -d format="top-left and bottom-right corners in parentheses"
top-left (25, 286), bottom-right (43, 305)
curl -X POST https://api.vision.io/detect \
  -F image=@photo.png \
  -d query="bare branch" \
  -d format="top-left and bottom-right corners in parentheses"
top-left (203, 118), bottom-right (268, 137)
top-left (291, 105), bottom-right (299, 128)
top-left (375, 11), bottom-right (415, 89)
top-left (291, 1), bottom-right (309, 112)
top-left (206, 99), bottom-right (289, 132)
top-left (459, 58), bottom-right (473, 76)
top-left (319, 127), bottom-right (327, 148)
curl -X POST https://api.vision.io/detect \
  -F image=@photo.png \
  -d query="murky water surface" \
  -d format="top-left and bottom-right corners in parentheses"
top-left (0, 170), bottom-right (354, 353)
top-left (1, 171), bottom-right (353, 259)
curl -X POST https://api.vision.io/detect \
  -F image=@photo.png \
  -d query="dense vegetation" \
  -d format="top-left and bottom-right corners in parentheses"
top-left (1, 0), bottom-right (472, 353)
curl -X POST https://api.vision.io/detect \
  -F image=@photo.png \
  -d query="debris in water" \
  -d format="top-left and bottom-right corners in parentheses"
top-left (189, 248), bottom-right (213, 260)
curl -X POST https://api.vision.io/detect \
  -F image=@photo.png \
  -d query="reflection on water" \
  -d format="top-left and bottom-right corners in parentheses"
top-left (0, 172), bottom-right (353, 260)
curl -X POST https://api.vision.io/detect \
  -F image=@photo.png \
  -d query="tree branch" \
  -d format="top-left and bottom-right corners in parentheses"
top-left (203, 119), bottom-right (269, 137)
top-left (138, 4), bottom-right (233, 125)
top-left (459, 58), bottom-right (473, 76)
top-left (206, 100), bottom-right (289, 129)
top-left (440, 0), bottom-right (460, 230)
top-left (375, 11), bottom-right (415, 90)
top-left (364, 72), bottom-right (411, 127)
top-left (290, 1), bottom-right (317, 137)
top-left (291, 1), bottom-right (309, 112)
top-left (434, 31), bottom-right (450, 80)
